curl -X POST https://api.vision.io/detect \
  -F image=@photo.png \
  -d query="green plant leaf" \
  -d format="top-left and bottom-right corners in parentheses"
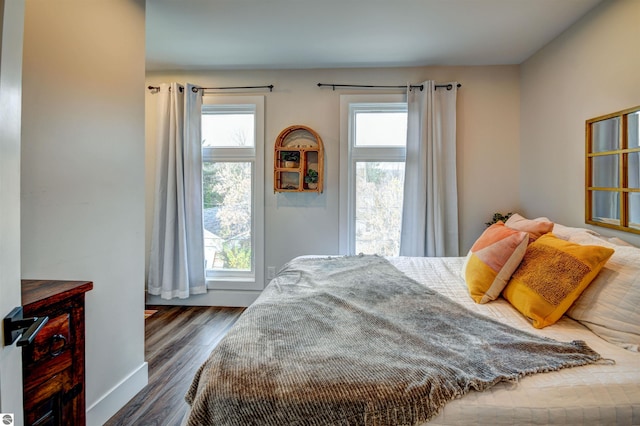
top-left (485, 212), bottom-right (514, 227)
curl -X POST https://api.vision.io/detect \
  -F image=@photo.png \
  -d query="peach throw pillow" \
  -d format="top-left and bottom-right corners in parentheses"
top-left (463, 222), bottom-right (528, 304)
top-left (505, 213), bottom-right (553, 242)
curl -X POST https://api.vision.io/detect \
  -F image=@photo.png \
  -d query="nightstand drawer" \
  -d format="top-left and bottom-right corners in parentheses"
top-left (24, 350), bottom-right (72, 393)
top-left (29, 312), bottom-right (72, 364)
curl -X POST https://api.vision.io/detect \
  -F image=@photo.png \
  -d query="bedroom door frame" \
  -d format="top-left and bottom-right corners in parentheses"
top-left (0, 0), bottom-right (25, 424)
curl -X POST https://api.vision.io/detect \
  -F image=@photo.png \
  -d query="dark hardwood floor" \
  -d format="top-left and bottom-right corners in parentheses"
top-left (105, 305), bottom-right (245, 426)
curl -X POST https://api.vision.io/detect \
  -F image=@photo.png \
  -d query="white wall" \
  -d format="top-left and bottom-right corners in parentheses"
top-left (146, 65), bottom-right (521, 292)
top-left (0, 0), bottom-right (25, 423)
top-left (21, 1), bottom-right (147, 424)
top-left (520, 0), bottom-right (640, 247)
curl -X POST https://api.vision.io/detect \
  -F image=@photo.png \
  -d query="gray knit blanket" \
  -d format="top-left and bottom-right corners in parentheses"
top-left (185, 255), bottom-right (601, 426)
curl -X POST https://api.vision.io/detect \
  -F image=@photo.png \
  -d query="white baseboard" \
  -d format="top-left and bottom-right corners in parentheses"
top-left (146, 289), bottom-right (261, 307)
top-left (86, 362), bottom-right (148, 426)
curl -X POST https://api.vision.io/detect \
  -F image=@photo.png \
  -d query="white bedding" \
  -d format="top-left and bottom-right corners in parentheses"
top-left (390, 256), bottom-right (640, 426)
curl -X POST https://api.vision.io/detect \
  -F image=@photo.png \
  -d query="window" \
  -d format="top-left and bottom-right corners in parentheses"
top-left (586, 105), bottom-right (640, 234)
top-left (201, 96), bottom-right (265, 290)
top-left (340, 94), bottom-right (407, 255)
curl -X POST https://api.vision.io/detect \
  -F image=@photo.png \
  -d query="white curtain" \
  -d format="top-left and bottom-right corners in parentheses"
top-left (399, 81), bottom-right (459, 257)
top-left (148, 83), bottom-right (206, 299)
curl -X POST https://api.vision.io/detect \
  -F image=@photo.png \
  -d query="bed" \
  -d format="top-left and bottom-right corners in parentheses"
top-left (183, 219), bottom-right (640, 425)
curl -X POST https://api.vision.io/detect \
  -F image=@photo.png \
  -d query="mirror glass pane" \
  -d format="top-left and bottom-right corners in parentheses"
top-left (628, 152), bottom-right (640, 189)
top-left (591, 155), bottom-right (619, 188)
top-left (591, 190), bottom-right (619, 225)
top-left (627, 111), bottom-right (640, 149)
top-left (630, 193), bottom-right (640, 230)
top-left (592, 117), bottom-right (619, 152)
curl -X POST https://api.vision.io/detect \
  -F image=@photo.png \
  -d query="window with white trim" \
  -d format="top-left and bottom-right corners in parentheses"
top-left (339, 94), bottom-right (407, 256)
top-left (201, 96), bottom-right (264, 290)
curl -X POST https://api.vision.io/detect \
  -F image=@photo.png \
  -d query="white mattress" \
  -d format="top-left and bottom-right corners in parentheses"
top-left (390, 256), bottom-right (640, 426)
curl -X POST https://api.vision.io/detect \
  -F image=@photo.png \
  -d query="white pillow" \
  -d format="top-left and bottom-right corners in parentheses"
top-left (566, 232), bottom-right (640, 352)
top-left (550, 222), bottom-right (601, 240)
top-left (544, 220), bottom-right (637, 246)
top-left (595, 235), bottom-right (636, 247)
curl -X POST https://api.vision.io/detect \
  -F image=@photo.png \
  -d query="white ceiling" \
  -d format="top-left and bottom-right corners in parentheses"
top-left (146, 0), bottom-right (603, 71)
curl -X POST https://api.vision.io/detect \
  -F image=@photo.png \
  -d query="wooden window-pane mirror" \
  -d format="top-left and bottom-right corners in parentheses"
top-left (586, 105), bottom-right (640, 234)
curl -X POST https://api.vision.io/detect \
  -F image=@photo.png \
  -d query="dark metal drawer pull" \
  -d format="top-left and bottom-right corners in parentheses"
top-left (50, 334), bottom-right (67, 356)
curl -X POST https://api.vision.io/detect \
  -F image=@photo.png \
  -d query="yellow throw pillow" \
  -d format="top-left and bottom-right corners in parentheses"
top-left (464, 222), bottom-right (529, 304)
top-left (505, 213), bottom-right (554, 242)
top-left (502, 233), bottom-right (614, 328)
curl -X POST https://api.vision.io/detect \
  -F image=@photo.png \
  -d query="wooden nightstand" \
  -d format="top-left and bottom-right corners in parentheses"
top-left (22, 280), bottom-right (93, 426)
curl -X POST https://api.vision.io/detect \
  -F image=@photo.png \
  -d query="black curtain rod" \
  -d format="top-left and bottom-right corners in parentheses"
top-left (147, 85), bottom-right (274, 92)
top-left (435, 83), bottom-right (462, 90)
top-left (147, 85), bottom-right (183, 93)
top-left (318, 83), bottom-right (424, 91)
top-left (193, 85), bottom-right (274, 93)
top-left (317, 83), bottom-right (462, 91)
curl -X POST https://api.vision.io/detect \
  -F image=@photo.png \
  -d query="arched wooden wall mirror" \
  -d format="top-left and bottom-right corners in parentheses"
top-left (586, 105), bottom-right (640, 234)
